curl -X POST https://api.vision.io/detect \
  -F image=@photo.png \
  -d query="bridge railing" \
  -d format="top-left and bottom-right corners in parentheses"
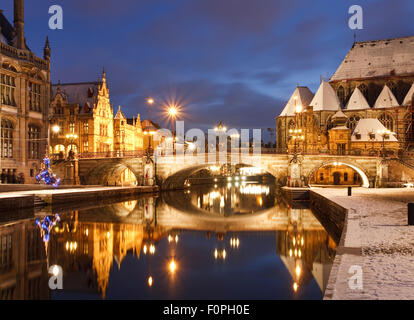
top-left (50, 150), bottom-right (146, 160)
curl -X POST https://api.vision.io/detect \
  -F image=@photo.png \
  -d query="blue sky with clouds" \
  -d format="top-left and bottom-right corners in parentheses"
top-left (2, 0), bottom-right (414, 136)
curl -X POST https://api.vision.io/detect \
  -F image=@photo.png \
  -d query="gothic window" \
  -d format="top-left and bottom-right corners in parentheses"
top-left (359, 84), bottom-right (368, 97)
top-left (347, 115), bottom-right (361, 133)
top-left (83, 122), bottom-right (89, 134)
top-left (29, 82), bottom-right (41, 112)
top-left (28, 125), bottom-right (41, 159)
top-left (378, 113), bottom-right (394, 132)
top-left (83, 141), bottom-right (89, 152)
top-left (69, 123), bottom-right (75, 133)
top-left (0, 74), bottom-right (16, 106)
top-left (1, 119), bottom-right (14, 159)
top-left (337, 86), bottom-right (345, 106)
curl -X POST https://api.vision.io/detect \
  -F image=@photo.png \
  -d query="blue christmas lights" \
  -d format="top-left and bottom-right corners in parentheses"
top-left (35, 214), bottom-right (60, 243)
top-left (35, 157), bottom-right (61, 187)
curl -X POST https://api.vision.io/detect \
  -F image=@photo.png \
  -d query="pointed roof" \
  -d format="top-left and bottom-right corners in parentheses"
top-left (310, 80), bottom-right (341, 111)
top-left (332, 110), bottom-right (348, 119)
top-left (374, 85), bottom-right (399, 108)
top-left (352, 118), bottom-right (398, 142)
top-left (114, 106), bottom-right (126, 120)
top-left (403, 82), bottom-right (414, 106)
top-left (345, 87), bottom-right (370, 110)
top-left (280, 86), bottom-right (314, 116)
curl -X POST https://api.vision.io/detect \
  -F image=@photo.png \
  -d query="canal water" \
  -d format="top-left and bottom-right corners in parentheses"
top-left (0, 182), bottom-right (337, 300)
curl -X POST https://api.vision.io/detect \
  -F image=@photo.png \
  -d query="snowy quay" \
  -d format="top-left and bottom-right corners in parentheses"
top-left (310, 187), bottom-right (414, 300)
top-left (0, 185), bottom-right (158, 212)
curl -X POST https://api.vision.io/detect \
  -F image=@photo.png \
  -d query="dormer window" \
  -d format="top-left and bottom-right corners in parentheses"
top-left (355, 133), bottom-right (361, 140)
top-left (369, 132), bottom-right (375, 140)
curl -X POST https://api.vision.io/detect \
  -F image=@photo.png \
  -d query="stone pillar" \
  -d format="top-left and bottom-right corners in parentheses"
top-left (376, 159), bottom-right (389, 188)
top-left (288, 156), bottom-right (303, 187)
top-left (63, 160), bottom-right (79, 185)
top-left (144, 162), bottom-right (154, 186)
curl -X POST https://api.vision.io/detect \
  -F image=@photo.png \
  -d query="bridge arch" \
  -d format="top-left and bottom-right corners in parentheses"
top-left (307, 159), bottom-right (370, 188)
top-left (84, 160), bottom-right (142, 186)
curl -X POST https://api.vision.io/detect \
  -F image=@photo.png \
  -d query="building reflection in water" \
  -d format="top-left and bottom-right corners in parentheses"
top-left (0, 184), bottom-right (337, 300)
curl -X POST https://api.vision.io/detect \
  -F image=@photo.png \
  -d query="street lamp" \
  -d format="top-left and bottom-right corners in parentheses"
top-left (52, 125), bottom-right (60, 134)
top-left (65, 133), bottom-right (78, 159)
top-left (289, 128), bottom-right (304, 159)
top-left (145, 98), bottom-right (155, 153)
top-left (167, 105), bottom-right (179, 151)
top-left (377, 129), bottom-right (393, 158)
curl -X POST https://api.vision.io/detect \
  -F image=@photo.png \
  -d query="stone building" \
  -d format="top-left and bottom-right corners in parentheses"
top-left (277, 36), bottom-right (414, 156)
top-left (277, 36), bottom-right (414, 185)
top-left (0, 0), bottom-right (51, 184)
top-left (50, 70), bottom-right (144, 158)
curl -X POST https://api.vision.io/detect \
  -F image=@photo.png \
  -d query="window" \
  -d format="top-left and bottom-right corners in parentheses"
top-left (1, 119), bottom-right (14, 158)
top-left (69, 123), bottom-right (75, 133)
top-left (83, 141), bottom-right (89, 152)
top-left (337, 143), bottom-right (346, 155)
top-left (83, 122), bottom-right (89, 134)
top-left (27, 229), bottom-right (42, 262)
top-left (28, 125), bottom-right (41, 159)
top-left (344, 172), bottom-right (348, 182)
top-left (337, 86), bottom-right (345, 106)
top-left (0, 74), bottom-right (16, 106)
top-left (347, 115), bottom-right (361, 133)
top-left (320, 172), bottom-right (324, 181)
top-left (0, 234), bottom-right (13, 273)
top-left (379, 113), bottom-right (394, 132)
top-left (29, 82), bottom-right (41, 112)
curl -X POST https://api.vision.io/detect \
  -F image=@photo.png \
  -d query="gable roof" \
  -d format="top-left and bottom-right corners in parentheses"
top-left (331, 36), bottom-right (414, 81)
top-left (403, 82), bottom-right (414, 106)
top-left (374, 85), bottom-right (400, 108)
top-left (345, 87), bottom-right (371, 110)
top-left (332, 110), bottom-right (348, 119)
top-left (310, 80), bottom-right (341, 111)
top-left (280, 86), bottom-right (314, 116)
top-left (352, 118), bottom-right (398, 142)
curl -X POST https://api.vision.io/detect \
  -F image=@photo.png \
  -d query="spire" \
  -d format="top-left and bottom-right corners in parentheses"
top-left (403, 82), bottom-right (414, 106)
top-left (57, 80), bottom-right (61, 94)
top-left (43, 36), bottom-right (51, 60)
top-left (13, 0), bottom-right (25, 50)
top-left (280, 86), bottom-right (314, 117)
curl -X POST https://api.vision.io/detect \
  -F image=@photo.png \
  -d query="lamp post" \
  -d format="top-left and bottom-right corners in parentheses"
top-left (377, 129), bottom-right (392, 158)
top-left (65, 133), bottom-right (78, 159)
top-left (145, 98), bottom-right (155, 153)
top-left (167, 105), bottom-right (178, 152)
top-left (289, 128), bottom-right (304, 160)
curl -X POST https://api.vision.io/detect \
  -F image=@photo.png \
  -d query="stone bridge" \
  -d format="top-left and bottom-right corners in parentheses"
top-left (54, 152), bottom-right (385, 189)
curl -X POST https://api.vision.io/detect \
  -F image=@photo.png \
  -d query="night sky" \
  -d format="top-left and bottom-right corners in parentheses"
top-left (2, 0), bottom-right (414, 139)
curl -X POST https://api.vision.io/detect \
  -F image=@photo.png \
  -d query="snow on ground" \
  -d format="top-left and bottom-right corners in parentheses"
top-left (312, 187), bottom-right (414, 300)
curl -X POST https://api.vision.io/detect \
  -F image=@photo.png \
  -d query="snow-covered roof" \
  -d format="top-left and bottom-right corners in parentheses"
top-left (331, 125), bottom-right (349, 130)
top-left (331, 36), bottom-right (414, 81)
top-left (310, 80), bottom-right (341, 111)
top-left (280, 86), bottom-right (314, 116)
top-left (352, 118), bottom-right (398, 142)
top-left (403, 82), bottom-right (414, 106)
top-left (345, 87), bottom-right (371, 110)
top-left (332, 110), bottom-right (348, 119)
top-left (52, 82), bottom-right (99, 106)
top-left (374, 85), bottom-right (400, 108)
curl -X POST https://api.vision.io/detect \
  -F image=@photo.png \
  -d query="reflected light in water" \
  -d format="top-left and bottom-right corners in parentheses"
top-left (148, 276), bottom-right (153, 287)
top-left (169, 259), bottom-right (177, 274)
top-left (293, 282), bottom-right (298, 292)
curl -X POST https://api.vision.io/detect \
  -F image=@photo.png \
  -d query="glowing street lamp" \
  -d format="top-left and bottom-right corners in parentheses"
top-left (166, 105), bottom-right (179, 150)
top-left (376, 129), bottom-right (393, 158)
top-left (52, 124), bottom-right (60, 134)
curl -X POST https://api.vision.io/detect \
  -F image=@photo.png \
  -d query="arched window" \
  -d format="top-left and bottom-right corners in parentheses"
top-left (0, 73), bottom-right (16, 106)
top-left (379, 113), bottom-right (394, 132)
top-left (359, 84), bottom-right (368, 97)
top-left (28, 125), bottom-right (41, 159)
top-left (337, 86), bottom-right (345, 106)
top-left (1, 119), bottom-right (14, 158)
top-left (288, 120), bottom-right (295, 130)
top-left (347, 115), bottom-right (361, 133)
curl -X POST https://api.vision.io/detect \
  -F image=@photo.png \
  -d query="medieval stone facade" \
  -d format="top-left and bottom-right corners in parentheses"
top-left (0, 0), bottom-right (51, 183)
top-left (50, 70), bottom-right (144, 158)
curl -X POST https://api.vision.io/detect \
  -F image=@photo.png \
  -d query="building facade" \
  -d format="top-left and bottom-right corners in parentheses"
top-left (0, 0), bottom-right (51, 184)
top-left (277, 36), bottom-right (414, 156)
top-left (50, 70), bottom-right (144, 158)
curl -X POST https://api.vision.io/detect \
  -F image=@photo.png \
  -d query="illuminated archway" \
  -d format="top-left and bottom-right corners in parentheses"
top-left (308, 161), bottom-right (370, 188)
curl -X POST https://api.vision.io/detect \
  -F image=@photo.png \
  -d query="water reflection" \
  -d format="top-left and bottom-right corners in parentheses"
top-left (0, 183), bottom-right (337, 300)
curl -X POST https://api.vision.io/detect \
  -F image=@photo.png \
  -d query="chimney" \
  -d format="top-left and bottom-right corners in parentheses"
top-left (14, 0), bottom-right (25, 49)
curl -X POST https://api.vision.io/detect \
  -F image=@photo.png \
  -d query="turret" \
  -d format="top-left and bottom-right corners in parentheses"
top-left (44, 36), bottom-right (51, 60)
top-left (14, 0), bottom-right (26, 49)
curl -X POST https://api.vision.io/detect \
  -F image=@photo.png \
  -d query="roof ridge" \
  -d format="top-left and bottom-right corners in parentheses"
top-left (52, 81), bottom-right (100, 86)
top-left (355, 35), bottom-right (414, 44)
